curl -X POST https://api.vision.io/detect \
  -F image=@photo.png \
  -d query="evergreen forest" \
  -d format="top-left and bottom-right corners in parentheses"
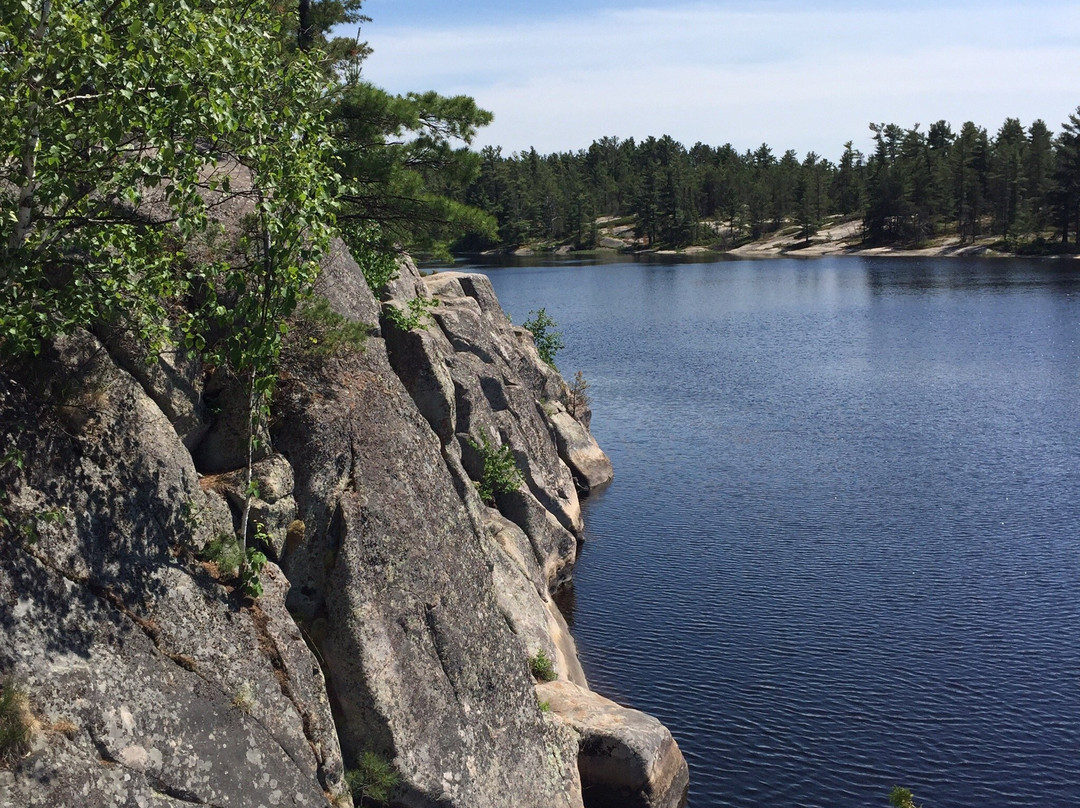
top-left (453, 114), bottom-right (1080, 254)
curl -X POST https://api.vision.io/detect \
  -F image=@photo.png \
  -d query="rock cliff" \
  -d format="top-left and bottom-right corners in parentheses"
top-left (0, 242), bottom-right (687, 808)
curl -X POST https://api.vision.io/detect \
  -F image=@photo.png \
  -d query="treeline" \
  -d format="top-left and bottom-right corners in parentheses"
top-left (454, 111), bottom-right (1080, 253)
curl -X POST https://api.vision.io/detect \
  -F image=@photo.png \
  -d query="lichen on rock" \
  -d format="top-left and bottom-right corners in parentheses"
top-left (0, 331), bottom-right (348, 807)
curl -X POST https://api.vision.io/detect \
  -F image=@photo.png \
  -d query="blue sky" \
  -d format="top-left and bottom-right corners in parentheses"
top-left (341, 1), bottom-right (1080, 161)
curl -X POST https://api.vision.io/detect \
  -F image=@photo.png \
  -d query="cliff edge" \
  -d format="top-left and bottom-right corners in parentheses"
top-left (0, 242), bottom-right (688, 808)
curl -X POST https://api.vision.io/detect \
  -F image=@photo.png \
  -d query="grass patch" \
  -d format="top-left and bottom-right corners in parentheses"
top-left (0, 680), bottom-right (37, 765)
top-left (232, 681), bottom-right (256, 714)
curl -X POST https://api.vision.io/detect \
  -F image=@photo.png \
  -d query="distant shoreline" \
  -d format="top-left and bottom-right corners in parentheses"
top-left (478, 218), bottom-right (1080, 261)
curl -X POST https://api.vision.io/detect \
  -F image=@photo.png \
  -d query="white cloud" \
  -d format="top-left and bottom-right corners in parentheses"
top-left (358, 2), bottom-right (1080, 160)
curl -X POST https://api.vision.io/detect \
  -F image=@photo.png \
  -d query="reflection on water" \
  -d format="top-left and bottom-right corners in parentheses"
top-left (461, 256), bottom-right (1080, 808)
top-left (863, 256), bottom-right (1080, 295)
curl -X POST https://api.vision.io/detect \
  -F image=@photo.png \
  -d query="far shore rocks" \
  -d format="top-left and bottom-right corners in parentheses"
top-left (491, 214), bottom-right (1077, 260)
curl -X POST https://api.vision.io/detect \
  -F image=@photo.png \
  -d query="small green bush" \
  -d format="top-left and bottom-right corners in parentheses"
top-left (529, 649), bottom-right (557, 682)
top-left (469, 435), bottom-right (523, 505)
top-left (521, 308), bottom-right (564, 368)
top-left (198, 534), bottom-right (244, 577)
top-left (889, 787), bottom-right (919, 808)
top-left (240, 547), bottom-right (268, 599)
top-left (290, 296), bottom-right (369, 359)
top-left (0, 680), bottom-right (36, 765)
top-left (198, 534), bottom-right (267, 599)
top-left (346, 750), bottom-right (401, 806)
top-left (383, 295), bottom-right (439, 332)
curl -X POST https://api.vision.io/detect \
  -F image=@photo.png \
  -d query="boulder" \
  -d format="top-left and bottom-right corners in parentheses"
top-left (547, 404), bottom-right (613, 494)
top-left (536, 680), bottom-right (689, 808)
top-left (201, 453), bottom-right (299, 559)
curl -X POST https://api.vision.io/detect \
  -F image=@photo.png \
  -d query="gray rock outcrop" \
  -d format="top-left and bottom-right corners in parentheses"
top-left (0, 240), bottom-right (678, 808)
top-left (0, 332), bottom-right (348, 807)
top-left (272, 278), bottom-right (584, 808)
top-left (382, 261), bottom-right (613, 589)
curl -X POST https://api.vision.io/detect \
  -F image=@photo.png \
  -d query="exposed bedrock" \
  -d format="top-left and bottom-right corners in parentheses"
top-left (272, 267), bottom-right (583, 807)
top-left (0, 332), bottom-right (348, 807)
top-left (0, 238), bottom-right (679, 808)
top-left (382, 260), bottom-right (613, 587)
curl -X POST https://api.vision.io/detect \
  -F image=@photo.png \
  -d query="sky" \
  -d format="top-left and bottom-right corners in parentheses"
top-left (340, 0), bottom-right (1080, 162)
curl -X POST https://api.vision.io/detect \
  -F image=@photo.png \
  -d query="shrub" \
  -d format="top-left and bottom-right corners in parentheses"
top-left (343, 226), bottom-right (399, 293)
top-left (383, 295), bottom-right (439, 332)
top-left (346, 750), bottom-right (401, 806)
top-left (0, 680), bottom-right (37, 765)
top-left (889, 787), bottom-right (919, 808)
top-left (469, 435), bottom-right (523, 506)
top-left (240, 548), bottom-right (268, 599)
top-left (529, 650), bottom-right (557, 682)
top-left (198, 534), bottom-right (245, 577)
top-left (522, 308), bottom-right (564, 368)
top-left (288, 296), bottom-right (369, 359)
top-left (198, 533), bottom-right (267, 599)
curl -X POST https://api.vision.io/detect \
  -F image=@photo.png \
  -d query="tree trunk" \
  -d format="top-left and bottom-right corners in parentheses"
top-left (298, 0), bottom-right (313, 51)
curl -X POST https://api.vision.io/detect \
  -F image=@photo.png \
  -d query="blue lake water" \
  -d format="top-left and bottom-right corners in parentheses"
top-left (458, 255), bottom-right (1080, 808)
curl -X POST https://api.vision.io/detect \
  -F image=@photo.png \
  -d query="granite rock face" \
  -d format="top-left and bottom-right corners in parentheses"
top-left (0, 332), bottom-right (348, 807)
top-left (272, 287), bottom-right (584, 808)
top-left (374, 260), bottom-right (684, 808)
top-left (203, 453), bottom-right (299, 559)
top-left (0, 244), bottom-right (680, 808)
top-left (383, 261), bottom-right (613, 588)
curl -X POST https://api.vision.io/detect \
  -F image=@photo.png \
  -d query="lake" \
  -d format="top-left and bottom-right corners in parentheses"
top-left (457, 254), bottom-right (1080, 808)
